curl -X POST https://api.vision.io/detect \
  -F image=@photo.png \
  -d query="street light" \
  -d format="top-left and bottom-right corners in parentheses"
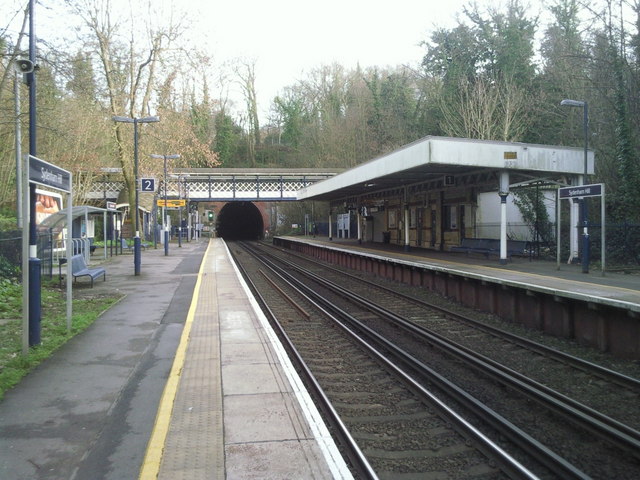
top-left (150, 153), bottom-right (180, 256)
top-left (560, 99), bottom-right (589, 273)
top-left (112, 115), bottom-right (160, 275)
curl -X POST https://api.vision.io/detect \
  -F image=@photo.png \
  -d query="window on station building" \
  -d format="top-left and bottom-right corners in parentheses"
top-left (388, 209), bottom-right (398, 229)
top-left (444, 205), bottom-right (458, 231)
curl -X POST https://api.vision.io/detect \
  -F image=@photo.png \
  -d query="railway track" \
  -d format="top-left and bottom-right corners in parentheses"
top-left (264, 241), bottom-right (640, 422)
top-left (229, 241), bottom-right (640, 479)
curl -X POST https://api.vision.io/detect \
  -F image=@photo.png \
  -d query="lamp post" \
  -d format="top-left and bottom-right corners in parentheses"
top-left (112, 115), bottom-right (160, 275)
top-left (178, 175), bottom-right (184, 247)
top-left (150, 154), bottom-right (180, 256)
top-left (561, 99), bottom-right (589, 273)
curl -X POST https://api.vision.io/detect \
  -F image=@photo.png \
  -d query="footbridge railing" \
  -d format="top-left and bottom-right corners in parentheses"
top-left (85, 168), bottom-right (339, 202)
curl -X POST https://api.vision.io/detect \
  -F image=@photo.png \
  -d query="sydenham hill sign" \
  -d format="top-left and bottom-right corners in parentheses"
top-left (558, 183), bottom-right (603, 200)
top-left (556, 183), bottom-right (605, 275)
top-left (29, 155), bottom-right (71, 193)
top-left (23, 155), bottom-right (73, 353)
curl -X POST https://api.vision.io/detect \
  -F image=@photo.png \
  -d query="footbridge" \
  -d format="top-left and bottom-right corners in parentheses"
top-left (87, 168), bottom-right (340, 202)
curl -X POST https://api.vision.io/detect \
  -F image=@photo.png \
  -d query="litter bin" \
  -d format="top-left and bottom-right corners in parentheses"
top-left (382, 231), bottom-right (391, 244)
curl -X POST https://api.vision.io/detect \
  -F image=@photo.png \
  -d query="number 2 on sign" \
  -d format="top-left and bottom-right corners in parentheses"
top-left (140, 178), bottom-right (155, 192)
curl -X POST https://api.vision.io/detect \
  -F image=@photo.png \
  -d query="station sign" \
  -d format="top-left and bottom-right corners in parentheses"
top-left (106, 201), bottom-right (117, 211)
top-left (558, 183), bottom-right (603, 199)
top-left (29, 155), bottom-right (71, 193)
top-left (157, 199), bottom-right (186, 208)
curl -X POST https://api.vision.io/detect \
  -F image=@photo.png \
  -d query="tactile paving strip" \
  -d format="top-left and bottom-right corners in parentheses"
top-left (157, 252), bottom-right (225, 479)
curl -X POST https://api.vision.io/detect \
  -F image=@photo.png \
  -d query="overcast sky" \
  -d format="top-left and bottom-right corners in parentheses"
top-left (9, 0), bottom-right (549, 119)
top-left (191, 0), bottom-right (470, 113)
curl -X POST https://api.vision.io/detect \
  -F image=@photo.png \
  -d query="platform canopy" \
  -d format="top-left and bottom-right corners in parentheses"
top-left (40, 205), bottom-right (110, 230)
top-left (297, 136), bottom-right (594, 202)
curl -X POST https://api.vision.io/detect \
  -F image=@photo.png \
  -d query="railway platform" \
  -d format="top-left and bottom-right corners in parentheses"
top-left (274, 236), bottom-right (640, 359)
top-left (0, 238), bottom-right (351, 480)
top-left (276, 236), bottom-right (640, 303)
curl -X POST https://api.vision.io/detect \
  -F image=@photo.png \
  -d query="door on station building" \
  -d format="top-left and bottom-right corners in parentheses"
top-left (416, 208), bottom-right (423, 246)
top-left (430, 209), bottom-right (437, 247)
top-left (460, 205), bottom-right (466, 240)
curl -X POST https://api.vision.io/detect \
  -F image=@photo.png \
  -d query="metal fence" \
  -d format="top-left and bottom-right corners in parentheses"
top-left (2, 220), bottom-right (639, 277)
top-left (0, 229), bottom-right (21, 278)
top-left (0, 230), bottom-right (95, 280)
top-left (590, 222), bottom-right (640, 268)
top-left (476, 220), bottom-right (640, 268)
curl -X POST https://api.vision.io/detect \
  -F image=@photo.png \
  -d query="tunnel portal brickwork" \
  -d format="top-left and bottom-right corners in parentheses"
top-left (212, 201), bottom-right (269, 240)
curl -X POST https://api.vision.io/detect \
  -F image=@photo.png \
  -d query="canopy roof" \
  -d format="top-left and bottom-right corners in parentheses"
top-left (39, 206), bottom-right (111, 230)
top-left (297, 136), bottom-right (593, 201)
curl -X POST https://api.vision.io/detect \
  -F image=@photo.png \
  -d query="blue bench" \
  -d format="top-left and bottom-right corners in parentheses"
top-left (450, 238), bottom-right (499, 256)
top-left (120, 238), bottom-right (132, 253)
top-left (121, 238), bottom-right (150, 252)
top-left (71, 254), bottom-right (106, 287)
top-left (450, 238), bottom-right (528, 258)
top-left (505, 240), bottom-right (528, 257)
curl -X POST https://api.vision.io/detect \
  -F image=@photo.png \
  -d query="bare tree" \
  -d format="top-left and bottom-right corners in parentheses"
top-left (66, 0), bottom-right (182, 213)
top-left (439, 75), bottom-right (530, 141)
top-left (0, 3), bottom-right (29, 105)
top-left (234, 59), bottom-right (260, 166)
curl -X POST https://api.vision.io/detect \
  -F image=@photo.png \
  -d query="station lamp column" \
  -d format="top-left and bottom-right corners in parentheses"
top-left (178, 174), bottom-right (184, 247)
top-left (150, 154), bottom-right (180, 256)
top-left (112, 115), bottom-right (160, 275)
top-left (560, 99), bottom-right (589, 274)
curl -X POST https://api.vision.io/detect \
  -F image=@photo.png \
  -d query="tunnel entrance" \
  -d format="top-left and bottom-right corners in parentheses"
top-left (216, 202), bottom-right (264, 240)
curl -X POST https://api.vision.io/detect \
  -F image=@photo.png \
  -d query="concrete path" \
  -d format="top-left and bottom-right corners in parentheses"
top-left (0, 239), bottom-right (207, 480)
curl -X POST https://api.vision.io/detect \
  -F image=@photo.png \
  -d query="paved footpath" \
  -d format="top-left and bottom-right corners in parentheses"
top-left (0, 239), bottom-right (207, 480)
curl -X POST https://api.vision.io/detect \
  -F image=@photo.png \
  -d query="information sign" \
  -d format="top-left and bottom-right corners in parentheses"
top-left (140, 178), bottom-right (156, 192)
top-left (558, 183), bottom-right (603, 199)
top-left (157, 199), bottom-right (186, 208)
top-left (29, 155), bottom-right (71, 193)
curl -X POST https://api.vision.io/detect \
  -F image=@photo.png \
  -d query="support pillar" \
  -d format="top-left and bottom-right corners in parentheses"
top-left (404, 204), bottom-right (410, 252)
top-left (569, 198), bottom-right (580, 264)
top-left (499, 171), bottom-right (509, 265)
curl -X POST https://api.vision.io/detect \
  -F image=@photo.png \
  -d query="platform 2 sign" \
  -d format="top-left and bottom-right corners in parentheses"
top-left (140, 178), bottom-right (156, 192)
top-left (558, 183), bottom-right (603, 199)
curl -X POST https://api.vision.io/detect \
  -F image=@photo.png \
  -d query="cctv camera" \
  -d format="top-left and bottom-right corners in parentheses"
top-left (14, 59), bottom-right (34, 74)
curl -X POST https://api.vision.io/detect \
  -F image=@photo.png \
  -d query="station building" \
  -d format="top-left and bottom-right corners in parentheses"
top-left (297, 136), bottom-right (594, 263)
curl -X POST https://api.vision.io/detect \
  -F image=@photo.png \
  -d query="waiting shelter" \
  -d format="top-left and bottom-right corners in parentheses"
top-left (38, 205), bottom-right (120, 276)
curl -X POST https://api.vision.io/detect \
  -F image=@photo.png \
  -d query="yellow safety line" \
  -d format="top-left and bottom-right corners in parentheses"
top-left (138, 239), bottom-right (211, 480)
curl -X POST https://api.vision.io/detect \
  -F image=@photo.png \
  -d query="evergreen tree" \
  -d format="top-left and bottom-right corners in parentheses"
top-left (610, 47), bottom-right (640, 220)
top-left (214, 111), bottom-right (241, 166)
top-left (66, 51), bottom-right (97, 101)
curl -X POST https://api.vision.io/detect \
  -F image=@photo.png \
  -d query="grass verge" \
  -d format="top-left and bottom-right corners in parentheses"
top-left (0, 278), bottom-right (123, 400)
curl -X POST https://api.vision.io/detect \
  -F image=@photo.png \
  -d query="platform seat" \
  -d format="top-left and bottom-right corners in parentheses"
top-left (450, 238), bottom-right (528, 258)
top-left (450, 238), bottom-right (498, 256)
top-left (71, 254), bottom-right (106, 287)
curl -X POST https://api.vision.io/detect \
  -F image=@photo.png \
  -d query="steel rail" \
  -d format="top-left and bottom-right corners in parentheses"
top-left (245, 243), bottom-right (585, 479)
top-left (267, 242), bottom-right (640, 392)
top-left (231, 248), bottom-right (378, 480)
top-left (293, 260), bottom-right (640, 460)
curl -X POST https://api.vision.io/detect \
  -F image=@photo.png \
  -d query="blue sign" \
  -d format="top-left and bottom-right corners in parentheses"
top-left (140, 178), bottom-right (156, 192)
top-left (559, 183), bottom-right (603, 199)
top-left (29, 155), bottom-right (71, 193)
